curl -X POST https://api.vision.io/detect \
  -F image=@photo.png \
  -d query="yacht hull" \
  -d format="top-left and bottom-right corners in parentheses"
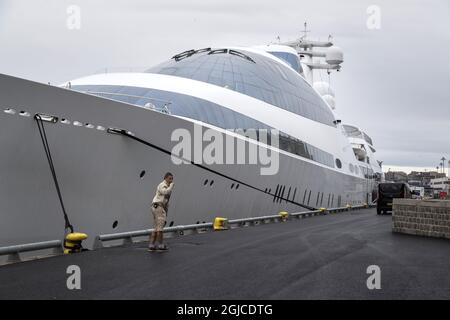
top-left (0, 73), bottom-right (372, 250)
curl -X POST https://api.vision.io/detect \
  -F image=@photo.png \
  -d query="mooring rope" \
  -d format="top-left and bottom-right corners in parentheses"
top-left (109, 128), bottom-right (317, 211)
top-left (35, 114), bottom-right (74, 233)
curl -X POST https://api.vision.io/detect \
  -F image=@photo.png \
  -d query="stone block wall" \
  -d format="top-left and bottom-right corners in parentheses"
top-left (392, 199), bottom-right (450, 239)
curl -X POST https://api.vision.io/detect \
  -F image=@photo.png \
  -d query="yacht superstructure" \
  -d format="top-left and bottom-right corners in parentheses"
top-left (0, 31), bottom-right (382, 250)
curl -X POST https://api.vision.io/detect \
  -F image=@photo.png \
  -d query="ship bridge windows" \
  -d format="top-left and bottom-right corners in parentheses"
top-left (146, 49), bottom-right (335, 127)
top-left (72, 84), bottom-right (336, 168)
top-left (363, 133), bottom-right (373, 146)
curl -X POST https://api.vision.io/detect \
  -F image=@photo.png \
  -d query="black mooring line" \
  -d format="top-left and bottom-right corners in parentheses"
top-left (34, 114), bottom-right (74, 233)
top-left (109, 128), bottom-right (316, 211)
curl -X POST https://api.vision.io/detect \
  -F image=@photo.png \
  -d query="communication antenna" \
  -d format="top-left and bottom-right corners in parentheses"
top-left (301, 22), bottom-right (311, 39)
top-left (279, 24), bottom-right (344, 85)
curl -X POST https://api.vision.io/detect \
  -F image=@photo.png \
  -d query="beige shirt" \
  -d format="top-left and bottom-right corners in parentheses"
top-left (152, 180), bottom-right (174, 206)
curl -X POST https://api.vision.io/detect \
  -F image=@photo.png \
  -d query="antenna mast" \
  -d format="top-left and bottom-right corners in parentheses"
top-left (279, 22), bottom-right (344, 84)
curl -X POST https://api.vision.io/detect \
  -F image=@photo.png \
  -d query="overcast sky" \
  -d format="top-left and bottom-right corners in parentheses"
top-left (1, 0), bottom-right (449, 173)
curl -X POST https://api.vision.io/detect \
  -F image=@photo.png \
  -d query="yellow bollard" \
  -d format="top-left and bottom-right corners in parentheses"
top-left (279, 211), bottom-right (289, 222)
top-left (213, 217), bottom-right (229, 231)
top-left (319, 207), bottom-right (327, 213)
top-left (64, 232), bottom-right (88, 254)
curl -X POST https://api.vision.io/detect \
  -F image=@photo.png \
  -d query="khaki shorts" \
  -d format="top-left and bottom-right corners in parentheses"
top-left (151, 203), bottom-right (167, 232)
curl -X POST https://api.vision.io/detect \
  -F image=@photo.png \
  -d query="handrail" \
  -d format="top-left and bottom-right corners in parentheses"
top-left (0, 240), bottom-right (63, 264)
top-left (97, 222), bottom-right (213, 243)
top-left (0, 204), bottom-right (373, 262)
top-left (79, 91), bottom-right (172, 114)
top-left (94, 204), bottom-right (371, 248)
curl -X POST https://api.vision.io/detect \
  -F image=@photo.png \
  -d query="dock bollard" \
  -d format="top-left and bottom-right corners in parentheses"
top-left (213, 217), bottom-right (229, 231)
top-left (64, 232), bottom-right (88, 254)
top-left (279, 211), bottom-right (289, 222)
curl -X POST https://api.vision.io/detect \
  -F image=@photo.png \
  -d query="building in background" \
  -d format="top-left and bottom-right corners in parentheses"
top-left (385, 171), bottom-right (408, 183)
top-left (430, 177), bottom-right (450, 197)
top-left (408, 171), bottom-right (446, 186)
top-left (384, 170), bottom-right (446, 197)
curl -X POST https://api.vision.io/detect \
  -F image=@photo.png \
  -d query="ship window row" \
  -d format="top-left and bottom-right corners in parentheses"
top-left (146, 50), bottom-right (336, 127)
top-left (343, 125), bottom-right (374, 146)
top-left (72, 85), bottom-right (335, 168)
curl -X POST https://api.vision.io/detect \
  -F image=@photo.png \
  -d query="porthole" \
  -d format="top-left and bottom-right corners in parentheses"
top-left (139, 170), bottom-right (146, 179)
top-left (169, 221), bottom-right (174, 227)
top-left (231, 183), bottom-right (235, 189)
top-left (335, 158), bottom-right (342, 169)
top-left (268, 189), bottom-right (271, 193)
top-left (85, 123), bottom-right (95, 129)
top-left (73, 121), bottom-right (82, 126)
top-left (112, 220), bottom-right (118, 229)
top-left (61, 118), bottom-right (70, 124)
top-left (19, 111), bottom-right (31, 117)
top-left (210, 180), bottom-right (214, 186)
top-left (236, 184), bottom-right (240, 190)
top-left (4, 108), bottom-right (16, 115)
top-left (204, 179), bottom-right (209, 186)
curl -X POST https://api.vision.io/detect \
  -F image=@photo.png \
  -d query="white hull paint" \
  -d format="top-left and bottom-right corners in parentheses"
top-left (0, 73), bottom-right (374, 249)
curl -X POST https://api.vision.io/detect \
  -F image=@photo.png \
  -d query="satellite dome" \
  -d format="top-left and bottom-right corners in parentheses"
top-left (326, 46), bottom-right (344, 65)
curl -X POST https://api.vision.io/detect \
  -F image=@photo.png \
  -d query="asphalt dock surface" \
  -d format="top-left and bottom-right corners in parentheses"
top-left (1, 208), bottom-right (450, 299)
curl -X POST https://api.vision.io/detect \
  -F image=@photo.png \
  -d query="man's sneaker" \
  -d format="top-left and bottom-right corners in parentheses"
top-left (157, 244), bottom-right (169, 251)
top-left (148, 244), bottom-right (157, 252)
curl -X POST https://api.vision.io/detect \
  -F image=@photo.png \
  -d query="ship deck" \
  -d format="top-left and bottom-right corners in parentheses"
top-left (1, 208), bottom-right (450, 299)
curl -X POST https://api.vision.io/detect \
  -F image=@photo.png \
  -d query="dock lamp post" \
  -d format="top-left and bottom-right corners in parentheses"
top-left (441, 157), bottom-right (446, 175)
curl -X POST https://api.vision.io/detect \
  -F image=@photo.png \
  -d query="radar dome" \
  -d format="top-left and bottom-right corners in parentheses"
top-left (326, 46), bottom-right (344, 65)
top-left (322, 94), bottom-right (336, 110)
top-left (313, 81), bottom-right (335, 97)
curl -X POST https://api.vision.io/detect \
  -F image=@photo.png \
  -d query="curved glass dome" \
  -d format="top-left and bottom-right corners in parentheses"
top-left (146, 48), bottom-right (335, 127)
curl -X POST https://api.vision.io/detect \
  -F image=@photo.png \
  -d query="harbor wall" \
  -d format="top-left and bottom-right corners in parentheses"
top-left (392, 199), bottom-right (450, 239)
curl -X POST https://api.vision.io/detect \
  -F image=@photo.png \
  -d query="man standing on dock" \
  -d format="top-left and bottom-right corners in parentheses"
top-left (148, 172), bottom-right (174, 252)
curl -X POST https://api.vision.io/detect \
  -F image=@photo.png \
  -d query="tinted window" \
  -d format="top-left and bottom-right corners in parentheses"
top-left (268, 51), bottom-right (302, 73)
top-left (72, 84), bottom-right (335, 168)
top-left (379, 183), bottom-right (404, 194)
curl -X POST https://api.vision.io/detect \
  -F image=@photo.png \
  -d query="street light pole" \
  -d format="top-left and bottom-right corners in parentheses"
top-left (441, 157), bottom-right (446, 175)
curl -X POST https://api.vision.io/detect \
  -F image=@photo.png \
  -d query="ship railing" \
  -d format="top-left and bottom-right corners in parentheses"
top-left (78, 90), bottom-right (173, 115)
top-left (93, 204), bottom-right (369, 248)
top-left (93, 222), bottom-right (214, 249)
top-left (0, 204), bottom-right (371, 263)
top-left (0, 240), bottom-right (62, 264)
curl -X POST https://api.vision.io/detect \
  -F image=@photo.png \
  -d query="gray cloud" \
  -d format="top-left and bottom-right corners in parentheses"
top-left (0, 0), bottom-right (449, 170)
